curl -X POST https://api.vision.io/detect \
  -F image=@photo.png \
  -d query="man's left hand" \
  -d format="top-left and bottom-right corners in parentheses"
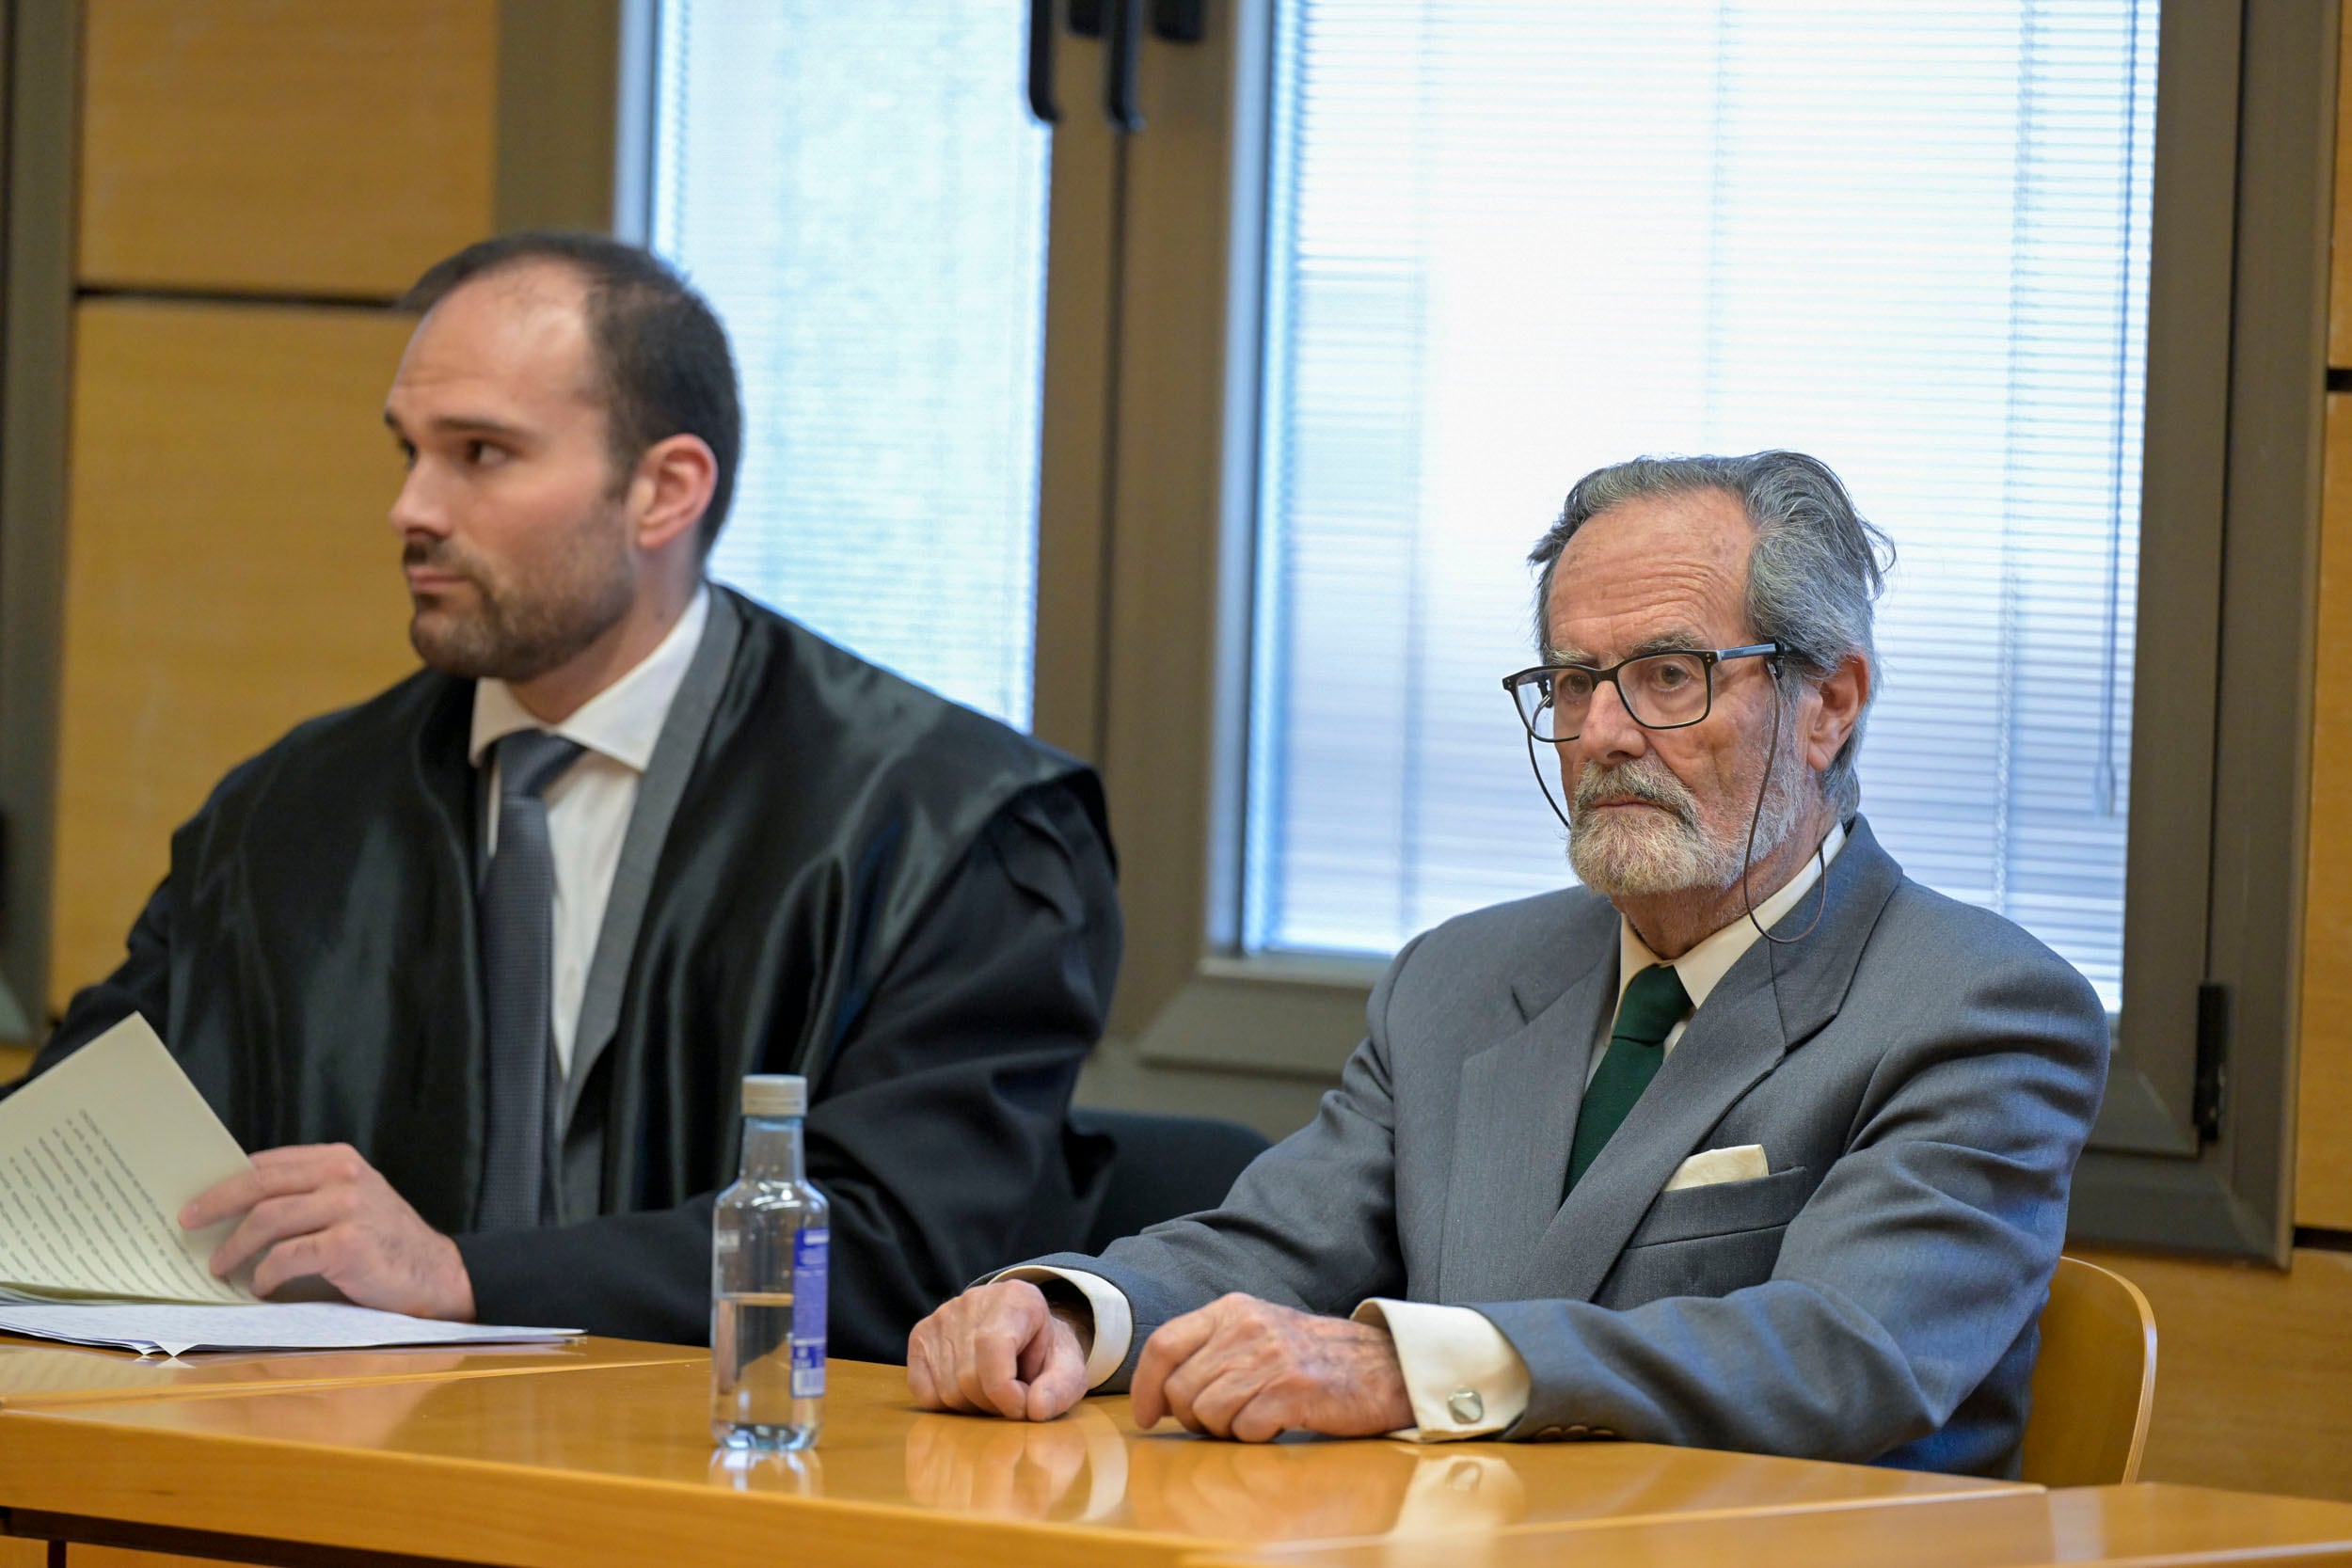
top-left (180, 1144), bottom-right (476, 1321)
top-left (1130, 1293), bottom-right (1414, 1442)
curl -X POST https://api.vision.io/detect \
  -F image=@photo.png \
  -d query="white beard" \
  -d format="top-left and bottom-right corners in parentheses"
top-left (1565, 725), bottom-right (1806, 899)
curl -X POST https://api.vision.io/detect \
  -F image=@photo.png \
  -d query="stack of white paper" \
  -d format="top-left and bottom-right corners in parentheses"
top-left (0, 1017), bottom-right (579, 1354)
top-left (0, 1301), bottom-right (578, 1358)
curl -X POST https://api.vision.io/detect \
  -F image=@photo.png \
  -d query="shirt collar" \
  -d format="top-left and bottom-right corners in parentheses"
top-left (1616, 819), bottom-right (1849, 1012)
top-left (468, 585), bottom-right (712, 773)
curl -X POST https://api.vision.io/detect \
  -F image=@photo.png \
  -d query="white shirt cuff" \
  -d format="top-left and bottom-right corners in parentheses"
top-left (1353, 1298), bottom-right (1530, 1441)
top-left (993, 1266), bottom-right (1133, 1391)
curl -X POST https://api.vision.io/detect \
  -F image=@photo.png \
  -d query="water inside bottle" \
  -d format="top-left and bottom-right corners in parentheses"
top-left (711, 1289), bottom-right (819, 1449)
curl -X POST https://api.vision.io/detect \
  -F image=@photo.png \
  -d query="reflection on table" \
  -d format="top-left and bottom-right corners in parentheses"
top-left (0, 1357), bottom-right (2030, 1568)
top-left (1185, 1482), bottom-right (2352, 1568)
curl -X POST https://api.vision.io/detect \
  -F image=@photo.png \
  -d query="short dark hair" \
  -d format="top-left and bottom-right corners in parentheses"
top-left (401, 231), bottom-right (742, 554)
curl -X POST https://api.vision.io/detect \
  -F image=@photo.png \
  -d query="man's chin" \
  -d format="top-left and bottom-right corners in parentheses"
top-left (1568, 816), bottom-right (1717, 900)
top-left (408, 614), bottom-right (501, 680)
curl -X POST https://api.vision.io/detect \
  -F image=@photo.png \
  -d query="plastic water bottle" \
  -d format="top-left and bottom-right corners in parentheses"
top-left (710, 1073), bottom-right (828, 1449)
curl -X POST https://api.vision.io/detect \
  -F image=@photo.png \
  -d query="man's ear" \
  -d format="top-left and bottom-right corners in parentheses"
top-left (628, 434), bottom-right (718, 553)
top-left (1804, 651), bottom-right (1869, 772)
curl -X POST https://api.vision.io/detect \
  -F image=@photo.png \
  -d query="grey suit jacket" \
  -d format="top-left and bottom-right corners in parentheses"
top-left (1029, 816), bottom-right (2107, 1476)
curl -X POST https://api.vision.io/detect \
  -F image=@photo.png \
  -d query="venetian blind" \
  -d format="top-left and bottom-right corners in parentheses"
top-left (1247, 0), bottom-right (2158, 1007)
top-left (649, 1), bottom-right (1050, 728)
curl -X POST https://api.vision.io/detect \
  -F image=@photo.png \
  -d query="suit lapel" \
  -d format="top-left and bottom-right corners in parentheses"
top-left (1517, 818), bottom-right (1907, 1304)
top-left (561, 589), bottom-right (744, 1132)
top-left (1438, 916), bottom-right (1615, 1303)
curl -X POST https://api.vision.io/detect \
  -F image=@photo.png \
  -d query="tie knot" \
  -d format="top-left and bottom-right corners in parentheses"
top-left (1612, 963), bottom-right (1691, 1049)
top-left (495, 730), bottom-right (584, 802)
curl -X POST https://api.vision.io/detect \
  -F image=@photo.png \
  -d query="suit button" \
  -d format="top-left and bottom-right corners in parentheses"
top-left (1535, 1424), bottom-right (1565, 1439)
top-left (1447, 1389), bottom-right (1485, 1424)
top-left (1593, 1427), bottom-right (1617, 1438)
top-left (1565, 1425), bottom-right (1590, 1436)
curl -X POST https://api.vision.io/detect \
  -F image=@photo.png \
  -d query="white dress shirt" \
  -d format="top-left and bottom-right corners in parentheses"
top-left (469, 586), bottom-right (710, 1081)
top-left (1008, 821), bottom-right (1849, 1439)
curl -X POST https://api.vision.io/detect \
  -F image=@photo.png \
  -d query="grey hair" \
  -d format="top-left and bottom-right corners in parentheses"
top-left (1527, 451), bottom-right (1893, 817)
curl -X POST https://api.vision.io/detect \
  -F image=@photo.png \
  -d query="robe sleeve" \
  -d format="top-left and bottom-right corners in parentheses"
top-left (456, 780), bottom-right (1120, 1354)
top-left (8, 876), bottom-right (176, 1089)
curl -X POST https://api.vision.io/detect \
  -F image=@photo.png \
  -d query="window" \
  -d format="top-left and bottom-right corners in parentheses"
top-left (644, 1), bottom-right (1051, 728)
top-left (1248, 4), bottom-right (2158, 1011)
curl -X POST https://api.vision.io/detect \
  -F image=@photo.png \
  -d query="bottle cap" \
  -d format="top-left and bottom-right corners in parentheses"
top-left (741, 1074), bottom-right (807, 1118)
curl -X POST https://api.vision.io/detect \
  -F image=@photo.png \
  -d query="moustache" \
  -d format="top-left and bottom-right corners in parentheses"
top-left (402, 541), bottom-right (480, 581)
top-left (1570, 759), bottom-right (1697, 824)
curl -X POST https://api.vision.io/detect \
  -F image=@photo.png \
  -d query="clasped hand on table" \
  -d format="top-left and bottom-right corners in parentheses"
top-left (907, 1279), bottom-right (1414, 1441)
top-left (179, 1143), bottom-right (476, 1321)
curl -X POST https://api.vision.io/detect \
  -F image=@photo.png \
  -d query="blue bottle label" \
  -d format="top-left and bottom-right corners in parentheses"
top-left (790, 1226), bottom-right (828, 1399)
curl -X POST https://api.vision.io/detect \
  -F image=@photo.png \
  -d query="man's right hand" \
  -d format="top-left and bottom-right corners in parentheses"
top-left (907, 1279), bottom-right (1090, 1421)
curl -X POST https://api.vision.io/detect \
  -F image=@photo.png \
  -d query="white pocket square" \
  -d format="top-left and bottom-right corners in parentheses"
top-left (1663, 1144), bottom-right (1769, 1192)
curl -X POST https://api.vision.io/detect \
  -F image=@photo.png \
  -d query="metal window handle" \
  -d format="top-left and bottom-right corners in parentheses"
top-left (1053, 0), bottom-right (1203, 135)
top-left (1105, 0), bottom-right (1145, 132)
top-left (1026, 0), bottom-right (1058, 124)
top-left (1152, 0), bottom-right (1204, 44)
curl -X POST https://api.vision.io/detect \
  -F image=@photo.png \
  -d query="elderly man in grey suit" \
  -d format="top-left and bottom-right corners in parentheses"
top-left (907, 451), bottom-right (2107, 1477)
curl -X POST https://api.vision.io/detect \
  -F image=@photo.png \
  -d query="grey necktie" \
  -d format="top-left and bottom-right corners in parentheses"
top-left (476, 729), bottom-right (584, 1231)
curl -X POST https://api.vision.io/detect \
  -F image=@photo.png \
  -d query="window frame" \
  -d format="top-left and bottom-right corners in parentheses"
top-left (1090, 0), bottom-right (2333, 1263)
top-left (0, 0), bottom-right (77, 1045)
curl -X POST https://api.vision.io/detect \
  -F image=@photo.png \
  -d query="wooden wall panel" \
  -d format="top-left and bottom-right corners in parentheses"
top-left (2078, 1246), bottom-right (2352, 1503)
top-left (47, 300), bottom-right (421, 1011)
top-left (2300, 395), bottom-right (2352, 1230)
top-left (78, 0), bottom-right (497, 298)
top-left (2334, 0), bottom-right (2352, 366)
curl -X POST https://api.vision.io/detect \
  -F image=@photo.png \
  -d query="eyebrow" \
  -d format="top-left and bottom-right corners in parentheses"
top-left (1545, 626), bottom-right (1714, 667)
top-left (382, 409), bottom-right (532, 443)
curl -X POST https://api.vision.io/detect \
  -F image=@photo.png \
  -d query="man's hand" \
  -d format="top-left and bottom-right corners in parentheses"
top-left (179, 1144), bottom-right (475, 1321)
top-left (1131, 1293), bottom-right (1413, 1442)
top-left (906, 1279), bottom-right (1090, 1422)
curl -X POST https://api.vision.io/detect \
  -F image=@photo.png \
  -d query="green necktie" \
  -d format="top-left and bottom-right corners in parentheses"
top-left (1565, 963), bottom-right (1692, 1195)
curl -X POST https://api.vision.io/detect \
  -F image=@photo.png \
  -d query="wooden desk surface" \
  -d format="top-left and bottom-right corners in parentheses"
top-left (0, 1357), bottom-right (2030, 1568)
top-left (0, 1333), bottom-right (702, 1411)
top-left (1184, 1482), bottom-right (2352, 1567)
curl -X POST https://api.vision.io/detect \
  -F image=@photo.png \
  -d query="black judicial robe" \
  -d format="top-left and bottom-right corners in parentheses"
top-left (28, 588), bottom-right (1120, 1355)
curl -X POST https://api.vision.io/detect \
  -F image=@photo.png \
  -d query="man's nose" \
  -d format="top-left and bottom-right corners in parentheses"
top-left (1578, 677), bottom-right (1650, 765)
top-left (388, 462), bottom-right (448, 540)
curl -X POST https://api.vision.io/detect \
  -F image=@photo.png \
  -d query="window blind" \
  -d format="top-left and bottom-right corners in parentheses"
top-left (1248, 0), bottom-right (2158, 1008)
top-left (650, 1), bottom-right (1050, 728)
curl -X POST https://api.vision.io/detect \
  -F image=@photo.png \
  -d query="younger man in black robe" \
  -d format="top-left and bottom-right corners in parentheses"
top-left (19, 233), bottom-right (1120, 1355)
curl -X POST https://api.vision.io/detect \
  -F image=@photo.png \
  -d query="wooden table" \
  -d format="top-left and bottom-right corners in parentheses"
top-left (1184, 1482), bottom-right (2352, 1566)
top-left (0, 1333), bottom-right (702, 1411)
top-left (0, 1338), bottom-right (700, 1568)
top-left (0, 1356), bottom-right (2031, 1568)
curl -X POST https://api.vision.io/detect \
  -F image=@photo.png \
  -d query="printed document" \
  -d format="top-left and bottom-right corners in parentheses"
top-left (0, 1015), bottom-right (254, 1305)
top-left (0, 1016), bottom-right (578, 1354)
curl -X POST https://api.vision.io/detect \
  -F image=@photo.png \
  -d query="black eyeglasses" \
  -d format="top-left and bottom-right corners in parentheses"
top-left (1502, 643), bottom-right (1780, 741)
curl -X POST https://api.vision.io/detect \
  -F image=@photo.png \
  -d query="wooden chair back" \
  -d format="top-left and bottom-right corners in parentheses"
top-left (2018, 1254), bottom-right (2157, 1486)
